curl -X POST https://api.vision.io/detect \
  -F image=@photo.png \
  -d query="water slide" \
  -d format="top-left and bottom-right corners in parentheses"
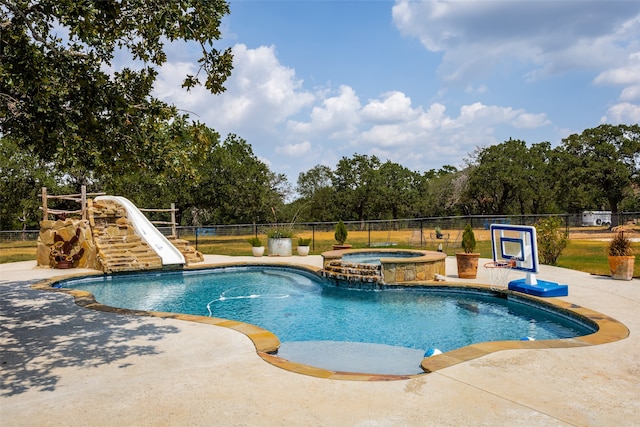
top-left (95, 196), bottom-right (185, 266)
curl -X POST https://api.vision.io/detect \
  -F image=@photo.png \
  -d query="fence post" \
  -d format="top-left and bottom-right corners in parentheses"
top-left (81, 185), bottom-right (87, 220)
top-left (171, 203), bottom-right (177, 237)
top-left (41, 187), bottom-right (48, 220)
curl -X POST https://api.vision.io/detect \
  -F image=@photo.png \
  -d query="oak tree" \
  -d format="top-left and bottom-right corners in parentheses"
top-left (1, 0), bottom-right (233, 180)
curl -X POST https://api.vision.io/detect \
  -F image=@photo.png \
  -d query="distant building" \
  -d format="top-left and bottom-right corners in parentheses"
top-left (581, 211), bottom-right (611, 226)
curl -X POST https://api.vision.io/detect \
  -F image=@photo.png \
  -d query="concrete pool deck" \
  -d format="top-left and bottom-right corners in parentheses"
top-left (1, 256), bottom-right (639, 426)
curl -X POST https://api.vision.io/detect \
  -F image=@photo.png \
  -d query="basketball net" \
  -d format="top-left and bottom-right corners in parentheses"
top-left (484, 260), bottom-right (514, 291)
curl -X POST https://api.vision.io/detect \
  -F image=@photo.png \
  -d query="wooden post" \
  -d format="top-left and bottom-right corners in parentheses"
top-left (171, 203), bottom-right (177, 237)
top-left (42, 187), bottom-right (48, 220)
top-left (81, 185), bottom-right (87, 220)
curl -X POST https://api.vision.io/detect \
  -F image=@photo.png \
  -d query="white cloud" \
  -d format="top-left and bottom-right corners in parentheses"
top-left (512, 113), bottom-right (551, 129)
top-left (354, 99), bottom-right (549, 170)
top-left (359, 125), bottom-right (418, 148)
top-left (620, 85), bottom-right (640, 102)
top-left (149, 31), bottom-right (561, 183)
top-left (392, 0), bottom-right (640, 82)
top-left (154, 43), bottom-right (314, 130)
top-left (287, 85), bottom-right (361, 139)
top-left (361, 91), bottom-right (417, 124)
top-left (593, 52), bottom-right (640, 105)
top-left (593, 58), bottom-right (640, 86)
top-left (601, 103), bottom-right (640, 124)
top-left (275, 141), bottom-right (312, 157)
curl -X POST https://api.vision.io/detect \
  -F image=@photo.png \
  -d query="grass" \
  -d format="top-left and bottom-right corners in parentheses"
top-left (3, 230), bottom-right (638, 278)
top-left (0, 240), bottom-right (40, 264)
top-left (557, 240), bottom-right (640, 277)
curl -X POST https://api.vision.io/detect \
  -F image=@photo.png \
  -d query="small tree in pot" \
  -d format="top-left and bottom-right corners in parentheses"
top-left (456, 224), bottom-right (480, 279)
top-left (608, 231), bottom-right (635, 280)
top-left (333, 220), bottom-right (351, 250)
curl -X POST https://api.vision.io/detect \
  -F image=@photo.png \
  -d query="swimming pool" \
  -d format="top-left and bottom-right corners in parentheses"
top-left (59, 266), bottom-right (596, 375)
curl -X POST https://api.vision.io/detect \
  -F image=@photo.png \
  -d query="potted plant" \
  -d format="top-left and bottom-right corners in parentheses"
top-left (333, 220), bottom-right (351, 250)
top-left (456, 224), bottom-right (480, 279)
top-left (608, 231), bottom-right (635, 280)
top-left (247, 236), bottom-right (265, 257)
top-left (297, 237), bottom-right (311, 256)
top-left (435, 226), bottom-right (443, 239)
top-left (267, 228), bottom-right (294, 256)
top-left (265, 206), bottom-right (295, 256)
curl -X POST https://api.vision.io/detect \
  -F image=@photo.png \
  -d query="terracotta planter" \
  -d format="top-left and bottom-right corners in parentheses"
top-left (297, 246), bottom-right (310, 256)
top-left (456, 253), bottom-right (480, 279)
top-left (251, 246), bottom-right (265, 257)
top-left (608, 255), bottom-right (635, 281)
top-left (55, 260), bottom-right (75, 269)
top-left (332, 244), bottom-right (352, 250)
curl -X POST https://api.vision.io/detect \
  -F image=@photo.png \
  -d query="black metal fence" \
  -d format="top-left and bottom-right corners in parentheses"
top-left (2, 212), bottom-right (638, 252)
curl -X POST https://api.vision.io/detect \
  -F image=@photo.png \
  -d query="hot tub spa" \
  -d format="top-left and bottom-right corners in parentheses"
top-left (321, 248), bottom-right (446, 285)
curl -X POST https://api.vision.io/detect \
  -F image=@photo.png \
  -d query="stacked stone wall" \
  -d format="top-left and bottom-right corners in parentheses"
top-left (37, 219), bottom-right (100, 269)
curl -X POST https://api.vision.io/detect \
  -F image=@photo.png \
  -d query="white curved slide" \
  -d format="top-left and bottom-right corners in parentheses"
top-left (95, 196), bottom-right (185, 266)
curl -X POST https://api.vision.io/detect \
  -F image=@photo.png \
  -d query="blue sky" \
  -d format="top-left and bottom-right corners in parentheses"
top-left (153, 1), bottom-right (640, 187)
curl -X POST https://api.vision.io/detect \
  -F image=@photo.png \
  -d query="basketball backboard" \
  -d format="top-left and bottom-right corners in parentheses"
top-left (490, 224), bottom-right (539, 274)
top-left (489, 223), bottom-right (568, 297)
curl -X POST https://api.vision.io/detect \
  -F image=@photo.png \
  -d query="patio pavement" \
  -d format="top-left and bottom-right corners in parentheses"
top-left (1, 256), bottom-right (639, 426)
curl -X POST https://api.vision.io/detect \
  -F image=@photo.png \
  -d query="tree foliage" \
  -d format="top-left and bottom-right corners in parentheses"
top-left (375, 161), bottom-right (420, 220)
top-left (1, 0), bottom-right (233, 180)
top-left (296, 165), bottom-right (334, 222)
top-left (559, 124), bottom-right (640, 225)
top-left (332, 154), bottom-right (381, 224)
top-left (2, 119), bottom-right (639, 230)
top-left (186, 134), bottom-right (280, 225)
top-left (536, 216), bottom-right (569, 265)
top-left (0, 137), bottom-right (68, 229)
top-left (466, 139), bottom-right (534, 214)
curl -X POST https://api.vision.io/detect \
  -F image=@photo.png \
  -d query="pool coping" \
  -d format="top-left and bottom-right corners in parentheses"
top-left (30, 263), bottom-right (630, 382)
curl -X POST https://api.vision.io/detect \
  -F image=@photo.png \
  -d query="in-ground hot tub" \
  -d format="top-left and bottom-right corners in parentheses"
top-left (321, 248), bottom-right (446, 285)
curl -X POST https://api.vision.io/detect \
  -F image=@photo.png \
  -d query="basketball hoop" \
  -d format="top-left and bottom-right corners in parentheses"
top-left (484, 260), bottom-right (514, 291)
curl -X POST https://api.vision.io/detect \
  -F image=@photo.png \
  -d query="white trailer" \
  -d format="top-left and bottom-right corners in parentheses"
top-left (581, 211), bottom-right (611, 226)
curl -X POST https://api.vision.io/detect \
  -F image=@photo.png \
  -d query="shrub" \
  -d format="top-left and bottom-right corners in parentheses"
top-left (247, 236), bottom-right (262, 247)
top-left (608, 231), bottom-right (633, 256)
top-left (536, 217), bottom-right (569, 265)
top-left (461, 224), bottom-right (476, 253)
top-left (334, 220), bottom-right (348, 244)
top-left (298, 237), bottom-right (311, 246)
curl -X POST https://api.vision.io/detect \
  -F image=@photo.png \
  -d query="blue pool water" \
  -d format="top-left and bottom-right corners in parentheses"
top-left (61, 266), bottom-right (595, 375)
top-left (341, 251), bottom-right (422, 264)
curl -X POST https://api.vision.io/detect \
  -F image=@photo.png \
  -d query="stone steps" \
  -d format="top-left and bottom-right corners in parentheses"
top-left (88, 199), bottom-right (163, 273)
top-left (87, 198), bottom-right (203, 272)
top-left (169, 237), bottom-right (204, 264)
